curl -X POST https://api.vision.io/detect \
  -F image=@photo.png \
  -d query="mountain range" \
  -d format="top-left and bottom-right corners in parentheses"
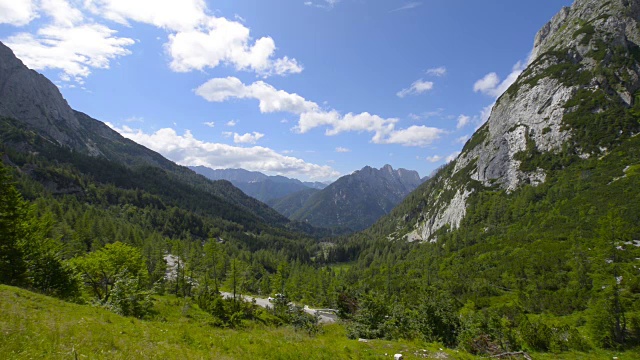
top-left (268, 164), bottom-right (426, 232)
top-left (188, 166), bottom-right (327, 203)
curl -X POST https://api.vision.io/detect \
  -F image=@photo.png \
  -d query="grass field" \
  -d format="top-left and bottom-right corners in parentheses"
top-left (1, 285), bottom-right (638, 359)
top-left (0, 285), bottom-right (468, 359)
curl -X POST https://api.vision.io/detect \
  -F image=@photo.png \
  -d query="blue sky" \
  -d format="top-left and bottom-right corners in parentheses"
top-left (0, 0), bottom-right (573, 181)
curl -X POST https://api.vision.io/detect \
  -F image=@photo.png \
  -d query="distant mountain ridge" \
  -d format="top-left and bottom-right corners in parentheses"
top-left (189, 166), bottom-right (327, 203)
top-left (268, 164), bottom-right (426, 232)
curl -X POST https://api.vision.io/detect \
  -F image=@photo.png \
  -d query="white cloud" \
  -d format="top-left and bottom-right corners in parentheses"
top-left (479, 103), bottom-right (494, 127)
top-left (456, 115), bottom-right (470, 129)
top-left (473, 72), bottom-right (500, 94)
top-left (0, 0), bottom-right (38, 26)
top-left (226, 120), bottom-right (237, 127)
top-left (296, 110), bottom-right (398, 144)
top-left (391, 2), bottom-right (422, 12)
top-left (195, 77), bottom-right (318, 114)
top-left (166, 16), bottom-right (302, 76)
top-left (446, 151), bottom-right (461, 162)
top-left (4, 0), bottom-right (300, 81)
top-left (335, 147), bottom-right (350, 153)
top-left (197, 77), bottom-right (445, 147)
top-left (473, 61), bottom-right (526, 98)
top-left (376, 125), bottom-right (444, 147)
top-left (41, 0), bottom-right (83, 27)
top-left (409, 109), bottom-right (444, 121)
top-left (4, 24), bottom-right (134, 80)
top-left (124, 116), bottom-right (144, 123)
top-left (106, 124), bottom-right (339, 180)
top-left (397, 79), bottom-right (434, 98)
top-left (305, 0), bottom-right (341, 10)
top-left (426, 155), bottom-right (442, 163)
top-left (455, 135), bottom-right (470, 144)
top-left (188, 74), bottom-right (434, 150)
top-left (425, 66), bottom-right (446, 77)
top-left (233, 132), bottom-right (264, 144)
top-left (203, 121), bottom-right (215, 128)
top-left (91, 0), bottom-right (302, 76)
top-left (84, 0), bottom-right (207, 32)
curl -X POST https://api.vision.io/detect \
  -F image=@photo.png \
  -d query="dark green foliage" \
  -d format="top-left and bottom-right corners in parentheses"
top-left (0, 159), bottom-right (80, 299)
top-left (71, 242), bottom-right (148, 303)
top-left (562, 89), bottom-right (640, 154)
top-left (107, 276), bottom-right (153, 318)
top-left (0, 160), bottom-right (28, 285)
top-left (461, 123), bottom-right (489, 153)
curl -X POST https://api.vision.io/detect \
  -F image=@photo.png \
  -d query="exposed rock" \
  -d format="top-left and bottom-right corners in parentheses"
top-left (0, 42), bottom-right (88, 151)
top-left (401, 0), bottom-right (640, 242)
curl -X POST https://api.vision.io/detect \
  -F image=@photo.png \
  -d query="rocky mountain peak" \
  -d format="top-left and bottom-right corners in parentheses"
top-left (0, 41), bottom-right (92, 152)
top-left (531, 0), bottom-right (640, 62)
top-left (402, 0), bottom-right (640, 242)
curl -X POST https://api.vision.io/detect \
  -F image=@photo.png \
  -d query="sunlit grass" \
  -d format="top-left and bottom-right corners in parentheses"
top-left (0, 285), bottom-right (469, 359)
top-left (3, 285), bottom-right (637, 359)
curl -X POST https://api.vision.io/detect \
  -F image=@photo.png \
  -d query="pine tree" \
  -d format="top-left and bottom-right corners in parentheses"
top-left (0, 160), bottom-right (28, 285)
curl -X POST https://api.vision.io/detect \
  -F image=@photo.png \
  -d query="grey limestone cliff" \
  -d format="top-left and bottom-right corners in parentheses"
top-left (405, 0), bottom-right (640, 242)
top-left (0, 42), bottom-right (96, 153)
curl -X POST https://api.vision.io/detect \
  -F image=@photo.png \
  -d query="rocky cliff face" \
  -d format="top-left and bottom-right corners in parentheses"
top-left (0, 42), bottom-right (96, 153)
top-left (403, 0), bottom-right (640, 242)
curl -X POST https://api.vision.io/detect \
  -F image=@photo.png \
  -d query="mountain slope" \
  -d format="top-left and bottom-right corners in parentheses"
top-left (189, 166), bottom-right (326, 203)
top-left (330, 0), bottom-right (640, 342)
top-left (270, 165), bottom-right (424, 232)
top-left (376, 0), bottom-right (640, 242)
top-left (0, 40), bottom-right (310, 237)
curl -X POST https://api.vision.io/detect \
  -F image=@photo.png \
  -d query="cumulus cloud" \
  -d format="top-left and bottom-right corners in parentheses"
top-left (296, 110), bottom-right (401, 145)
top-left (4, 24), bottom-right (134, 81)
top-left (195, 77), bottom-right (318, 114)
top-left (197, 77), bottom-right (445, 147)
top-left (335, 147), bottom-right (350, 153)
top-left (203, 121), bottom-right (215, 128)
top-left (425, 66), bottom-right (446, 77)
top-left (2, 0), bottom-right (300, 81)
top-left (426, 155), bottom-right (443, 163)
top-left (396, 79), bottom-right (434, 98)
top-left (456, 115), bottom-right (470, 129)
top-left (377, 125), bottom-right (444, 147)
top-left (0, 0), bottom-right (38, 26)
top-left (84, 0), bottom-right (207, 31)
top-left (166, 16), bottom-right (303, 76)
top-left (41, 0), bottom-right (83, 27)
top-left (473, 61), bottom-right (526, 98)
top-left (233, 132), bottom-right (264, 144)
top-left (106, 124), bottom-right (340, 179)
top-left (226, 120), bottom-right (237, 127)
